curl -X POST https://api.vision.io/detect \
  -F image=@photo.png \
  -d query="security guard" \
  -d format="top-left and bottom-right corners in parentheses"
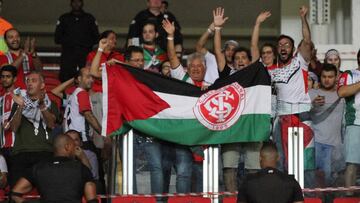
top-left (55, 0), bottom-right (99, 82)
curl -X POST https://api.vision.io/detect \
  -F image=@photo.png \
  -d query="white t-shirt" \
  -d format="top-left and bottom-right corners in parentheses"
top-left (267, 53), bottom-right (311, 115)
top-left (203, 51), bottom-right (219, 84)
top-left (170, 64), bottom-right (210, 86)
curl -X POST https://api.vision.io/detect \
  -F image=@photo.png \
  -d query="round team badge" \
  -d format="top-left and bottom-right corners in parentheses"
top-left (193, 82), bottom-right (246, 131)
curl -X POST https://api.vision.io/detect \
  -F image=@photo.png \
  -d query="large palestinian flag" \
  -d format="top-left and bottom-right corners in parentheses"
top-left (101, 61), bottom-right (272, 146)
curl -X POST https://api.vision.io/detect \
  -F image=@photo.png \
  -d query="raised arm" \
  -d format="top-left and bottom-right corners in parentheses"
top-left (213, 7), bottom-right (228, 72)
top-left (250, 11), bottom-right (271, 63)
top-left (51, 78), bottom-right (74, 99)
top-left (196, 23), bottom-right (215, 55)
top-left (162, 19), bottom-right (180, 69)
top-left (90, 39), bottom-right (108, 79)
top-left (298, 6), bottom-right (312, 62)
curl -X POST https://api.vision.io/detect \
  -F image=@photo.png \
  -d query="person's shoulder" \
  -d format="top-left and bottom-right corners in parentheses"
top-left (58, 12), bottom-right (72, 19)
top-left (82, 12), bottom-right (97, 20)
top-left (164, 11), bottom-right (177, 19)
top-left (134, 9), bottom-right (149, 19)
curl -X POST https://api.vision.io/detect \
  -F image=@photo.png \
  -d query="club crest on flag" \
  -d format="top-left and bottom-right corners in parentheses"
top-left (193, 82), bottom-right (245, 131)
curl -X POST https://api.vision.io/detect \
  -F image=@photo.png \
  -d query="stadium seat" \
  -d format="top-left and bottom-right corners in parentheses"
top-left (304, 197), bottom-right (322, 203)
top-left (111, 196), bottom-right (157, 203)
top-left (222, 196), bottom-right (237, 203)
top-left (167, 196), bottom-right (211, 203)
top-left (333, 197), bottom-right (360, 203)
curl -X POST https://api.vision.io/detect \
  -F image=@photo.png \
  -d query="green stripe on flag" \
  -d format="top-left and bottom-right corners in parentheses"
top-left (112, 114), bottom-right (271, 146)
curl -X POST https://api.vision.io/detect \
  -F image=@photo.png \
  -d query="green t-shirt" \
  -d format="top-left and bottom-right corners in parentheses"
top-left (12, 103), bottom-right (60, 155)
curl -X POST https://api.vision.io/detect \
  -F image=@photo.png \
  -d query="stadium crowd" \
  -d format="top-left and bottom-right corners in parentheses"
top-left (0, 0), bottom-right (359, 202)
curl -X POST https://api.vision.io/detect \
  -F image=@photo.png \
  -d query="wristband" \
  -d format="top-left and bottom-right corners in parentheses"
top-left (167, 37), bottom-right (174, 40)
top-left (97, 47), bottom-right (104, 52)
top-left (214, 26), bottom-right (222, 30)
top-left (207, 28), bottom-right (214, 34)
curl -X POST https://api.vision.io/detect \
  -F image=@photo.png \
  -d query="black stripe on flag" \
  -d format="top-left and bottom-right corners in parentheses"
top-left (118, 61), bottom-right (271, 97)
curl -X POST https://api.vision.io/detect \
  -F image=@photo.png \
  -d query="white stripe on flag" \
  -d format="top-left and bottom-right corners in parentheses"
top-left (152, 85), bottom-right (271, 119)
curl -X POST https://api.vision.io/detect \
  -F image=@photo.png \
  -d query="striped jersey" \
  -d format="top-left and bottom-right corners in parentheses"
top-left (338, 69), bottom-right (360, 126)
top-left (0, 92), bottom-right (15, 148)
top-left (64, 87), bottom-right (93, 142)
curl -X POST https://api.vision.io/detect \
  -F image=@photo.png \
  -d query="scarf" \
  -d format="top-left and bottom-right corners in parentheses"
top-left (19, 90), bottom-right (51, 139)
top-left (5, 52), bottom-right (31, 74)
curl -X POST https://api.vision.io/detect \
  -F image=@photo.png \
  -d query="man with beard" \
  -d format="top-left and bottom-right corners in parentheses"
top-left (0, 29), bottom-right (42, 89)
top-left (141, 21), bottom-right (167, 73)
top-left (268, 6), bottom-right (314, 183)
top-left (63, 67), bottom-right (101, 152)
top-left (309, 64), bottom-right (344, 187)
top-left (9, 71), bottom-right (59, 188)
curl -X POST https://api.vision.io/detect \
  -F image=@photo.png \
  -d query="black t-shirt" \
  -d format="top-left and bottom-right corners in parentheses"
top-left (127, 9), bottom-right (183, 50)
top-left (25, 156), bottom-right (94, 203)
top-left (237, 167), bottom-right (304, 203)
top-left (55, 10), bottom-right (99, 48)
top-left (219, 64), bottom-right (232, 79)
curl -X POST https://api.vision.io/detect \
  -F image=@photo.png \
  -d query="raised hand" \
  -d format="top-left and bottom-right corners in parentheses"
top-left (162, 19), bottom-right (175, 36)
top-left (24, 37), bottom-right (31, 54)
top-left (98, 38), bottom-right (108, 50)
top-left (299, 5), bottom-right (308, 18)
top-left (213, 7), bottom-right (229, 27)
top-left (256, 11), bottom-right (271, 24)
top-left (30, 37), bottom-right (36, 55)
top-left (12, 93), bottom-right (25, 107)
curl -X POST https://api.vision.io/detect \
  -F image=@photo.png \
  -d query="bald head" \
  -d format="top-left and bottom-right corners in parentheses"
top-left (54, 134), bottom-right (76, 157)
top-left (259, 142), bottom-right (279, 168)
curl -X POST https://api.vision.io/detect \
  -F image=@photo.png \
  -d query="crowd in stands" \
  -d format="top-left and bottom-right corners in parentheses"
top-left (0, 0), bottom-right (359, 202)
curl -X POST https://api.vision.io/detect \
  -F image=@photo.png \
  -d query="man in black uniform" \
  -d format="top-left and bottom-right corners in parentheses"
top-left (55, 0), bottom-right (99, 82)
top-left (10, 134), bottom-right (97, 203)
top-left (237, 142), bottom-right (304, 203)
top-left (127, 0), bottom-right (182, 52)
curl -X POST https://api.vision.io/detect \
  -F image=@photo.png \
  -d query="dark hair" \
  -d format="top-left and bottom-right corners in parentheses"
top-left (142, 20), bottom-right (158, 33)
top-left (124, 46), bottom-right (143, 61)
top-left (357, 49), bottom-right (360, 66)
top-left (0, 65), bottom-right (17, 77)
top-left (261, 43), bottom-right (277, 64)
top-left (278, 34), bottom-right (295, 53)
top-left (64, 129), bottom-right (83, 142)
top-left (4, 28), bottom-right (19, 40)
top-left (321, 63), bottom-right (338, 76)
top-left (232, 46), bottom-right (252, 62)
top-left (162, 1), bottom-right (168, 8)
top-left (99, 30), bottom-right (116, 41)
